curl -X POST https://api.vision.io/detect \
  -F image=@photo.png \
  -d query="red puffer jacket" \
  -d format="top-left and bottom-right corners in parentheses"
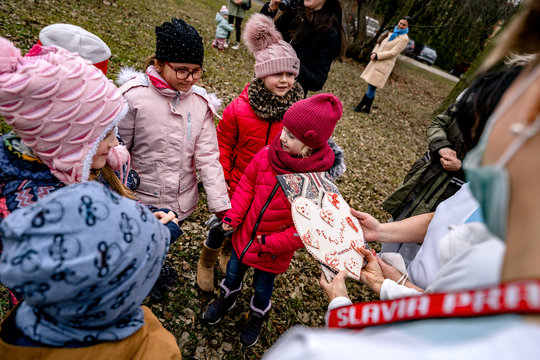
top-left (223, 146), bottom-right (303, 274)
top-left (217, 84), bottom-right (284, 198)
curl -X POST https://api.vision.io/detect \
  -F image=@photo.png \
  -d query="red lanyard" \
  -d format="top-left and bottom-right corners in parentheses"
top-left (328, 280), bottom-right (540, 329)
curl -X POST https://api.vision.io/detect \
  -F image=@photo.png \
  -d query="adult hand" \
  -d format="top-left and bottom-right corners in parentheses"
top-left (370, 53), bottom-right (377, 61)
top-left (223, 223), bottom-right (236, 232)
top-left (377, 256), bottom-right (404, 282)
top-left (350, 209), bottom-right (381, 242)
top-left (269, 0), bottom-right (281, 11)
top-left (320, 269), bottom-right (349, 302)
top-left (155, 211), bottom-right (177, 225)
top-left (359, 247), bottom-right (385, 295)
top-left (235, 0), bottom-right (242, 5)
top-left (438, 147), bottom-right (456, 159)
top-left (440, 157), bottom-right (462, 172)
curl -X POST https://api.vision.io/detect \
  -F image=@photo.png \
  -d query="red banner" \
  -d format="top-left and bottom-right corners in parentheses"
top-left (328, 280), bottom-right (540, 329)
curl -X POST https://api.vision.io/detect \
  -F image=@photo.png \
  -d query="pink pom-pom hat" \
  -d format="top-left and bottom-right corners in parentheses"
top-left (0, 38), bottom-right (128, 184)
top-left (242, 14), bottom-right (300, 79)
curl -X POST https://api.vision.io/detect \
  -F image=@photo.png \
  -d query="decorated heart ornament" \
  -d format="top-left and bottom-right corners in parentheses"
top-left (301, 228), bottom-right (320, 249)
top-left (326, 193), bottom-right (340, 209)
top-left (295, 198), bottom-right (311, 220)
top-left (292, 194), bottom-right (366, 281)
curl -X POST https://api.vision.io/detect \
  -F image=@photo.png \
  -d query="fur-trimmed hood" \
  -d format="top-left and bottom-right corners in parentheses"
top-left (327, 137), bottom-right (346, 180)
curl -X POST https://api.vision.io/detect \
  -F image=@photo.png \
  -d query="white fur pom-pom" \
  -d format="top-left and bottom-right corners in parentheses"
top-left (242, 14), bottom-right (283, 54)
top-left (0, 37), bottom-right (21, 73)
top-left (115, 66), bottom-right (142, 86)
top-left (106, 144), bottom-right (130, 171)
top-left (209, 92), bottom-right (222, 111)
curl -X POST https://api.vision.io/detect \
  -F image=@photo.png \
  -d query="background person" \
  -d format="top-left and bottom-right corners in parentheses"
top-left (226, 0), bottom-right (250, 50)
top-left (261, 0), bottom-right (346, 95)
top-left (213, 5), bottom-right (234, 51)
top-left (351, 16), bottom-right (410, 114)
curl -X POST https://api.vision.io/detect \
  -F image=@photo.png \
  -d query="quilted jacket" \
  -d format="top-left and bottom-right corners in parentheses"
top-left (217, 84), bottom-right (284, 198)
top-left (223, 142), bottom-right (345, 274)
top-left (117, 67), bottom-right (231, 220)
top-left (223, 146), bottom-right (302, 274)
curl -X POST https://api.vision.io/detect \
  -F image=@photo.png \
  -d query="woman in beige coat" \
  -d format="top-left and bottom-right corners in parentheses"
top-left (352, 16), bottom-right (411, 114)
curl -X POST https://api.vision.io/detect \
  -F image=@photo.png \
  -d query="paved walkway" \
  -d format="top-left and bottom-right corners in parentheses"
top-left (397, 55), bottom-right (459, 83)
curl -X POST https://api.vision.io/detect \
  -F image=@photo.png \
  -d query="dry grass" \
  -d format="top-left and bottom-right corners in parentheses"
top-left (0, 0), bottom-right (454, 358)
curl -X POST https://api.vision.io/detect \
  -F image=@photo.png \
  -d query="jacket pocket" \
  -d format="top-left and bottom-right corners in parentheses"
top-left (177, 175), bottom-right (198, 211)
top-left (136, 180), bottom-right (161, 204)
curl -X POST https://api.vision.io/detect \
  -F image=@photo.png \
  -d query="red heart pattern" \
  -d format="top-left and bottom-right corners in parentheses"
top-left (301, 228), bottom-right (320, 249)
top-left (326, 193), bottom-right (340, 209)
top-left (319, 209), bottom-right (334, 227)
top-left (291, 194), bottom-right (365, 281)
top-left (295, 198), bottom-right (311, 220)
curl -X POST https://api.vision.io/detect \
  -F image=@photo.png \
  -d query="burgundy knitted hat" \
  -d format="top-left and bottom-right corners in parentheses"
top-left (283, 93), bottom-right (342, 149)
top-left (243, 14), bottom-right (300, 78)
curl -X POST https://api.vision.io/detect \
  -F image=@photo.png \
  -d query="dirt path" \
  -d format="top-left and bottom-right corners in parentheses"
top-left (397, 55), bottom-right (459, 83)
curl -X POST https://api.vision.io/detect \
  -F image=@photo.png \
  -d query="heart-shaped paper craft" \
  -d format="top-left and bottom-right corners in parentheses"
top-left (292, 193), bottom-right (366, 281)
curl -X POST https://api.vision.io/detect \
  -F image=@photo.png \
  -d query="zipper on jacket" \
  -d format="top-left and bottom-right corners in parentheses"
top-left (265, 123), bottom-right (272, 145)
top-left (239, 182), bottom-right (281, 263)
top-left (187, 112), bottom-right (192, 141)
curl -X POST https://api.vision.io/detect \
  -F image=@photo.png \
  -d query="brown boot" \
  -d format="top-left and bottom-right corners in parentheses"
top-left (197, 244), bottom-right (221, 292)
top-left (219, 238), bottom-right (233, 274)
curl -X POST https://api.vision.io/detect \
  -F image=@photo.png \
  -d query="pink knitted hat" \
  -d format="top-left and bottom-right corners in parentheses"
top-left (283, 93), bottom-right (342, 149)
top-left (0, 37), bottom-right (128, 184)
top-left (243, 14), bottom-right (300, 79)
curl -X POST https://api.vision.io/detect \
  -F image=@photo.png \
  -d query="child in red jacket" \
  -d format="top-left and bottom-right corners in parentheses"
top-left (203, 93), bottom-right (343, 347)
top-left (197, 13), bottom-right (304, 292)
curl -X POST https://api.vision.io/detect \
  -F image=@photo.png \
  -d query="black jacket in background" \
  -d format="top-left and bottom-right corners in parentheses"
top-left (261, 2), bottom-right (339, 94)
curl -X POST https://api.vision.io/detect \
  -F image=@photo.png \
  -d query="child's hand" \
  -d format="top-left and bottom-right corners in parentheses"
top-left (155, 211), bottom-right (177, 225)
top-left (222, 223), bottom-right (235, 231)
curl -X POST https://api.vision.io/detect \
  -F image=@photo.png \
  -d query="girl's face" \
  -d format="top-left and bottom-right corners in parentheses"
top-left (280, 127), bottom-right (305, 156)
top-left (159, 61), bottom-right (201, 92)
top-left (91, 130), bottom-right (119, 170)
top-left (304, 0), bottom-right (326, 11)
top-left (397, 19), bottom-right (409, 30)
top-left (263, 72), bottom-right (296, 97)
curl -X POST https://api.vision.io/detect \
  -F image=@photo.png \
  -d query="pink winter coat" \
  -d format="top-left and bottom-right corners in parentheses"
top-left (118, 68), bottom-right (230, 220)
top-left (218, 84), bottom-right (284, 197)
top-left (223, 146), bottom-right (304, 274)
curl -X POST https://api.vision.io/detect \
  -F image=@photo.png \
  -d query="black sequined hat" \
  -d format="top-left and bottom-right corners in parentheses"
top-left (155, 18), bottom-right (204, 65)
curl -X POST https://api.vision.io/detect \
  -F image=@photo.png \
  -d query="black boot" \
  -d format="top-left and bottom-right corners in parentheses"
top-left (202, 280), bottom-right (241, 325)
top-left (361, 96), bottom-right (374, 114)
top-left (240, 299), bottom-right (270, 347)
top-left (351, 94), bottom-right (369, 112)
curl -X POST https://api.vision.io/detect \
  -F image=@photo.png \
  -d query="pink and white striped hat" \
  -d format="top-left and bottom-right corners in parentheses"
top-left (0, 37), bottom-right (128, 184)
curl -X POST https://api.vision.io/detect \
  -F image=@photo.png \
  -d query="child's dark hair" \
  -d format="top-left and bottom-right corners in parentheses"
top-left (455, 65), bottom-right (524, 150)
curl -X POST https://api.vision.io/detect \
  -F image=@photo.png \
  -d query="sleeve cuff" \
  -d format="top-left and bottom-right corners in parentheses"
top-left (164, 221), bottom-right (183, 244)
top-left (325, 297), bottom-right (352, 326)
